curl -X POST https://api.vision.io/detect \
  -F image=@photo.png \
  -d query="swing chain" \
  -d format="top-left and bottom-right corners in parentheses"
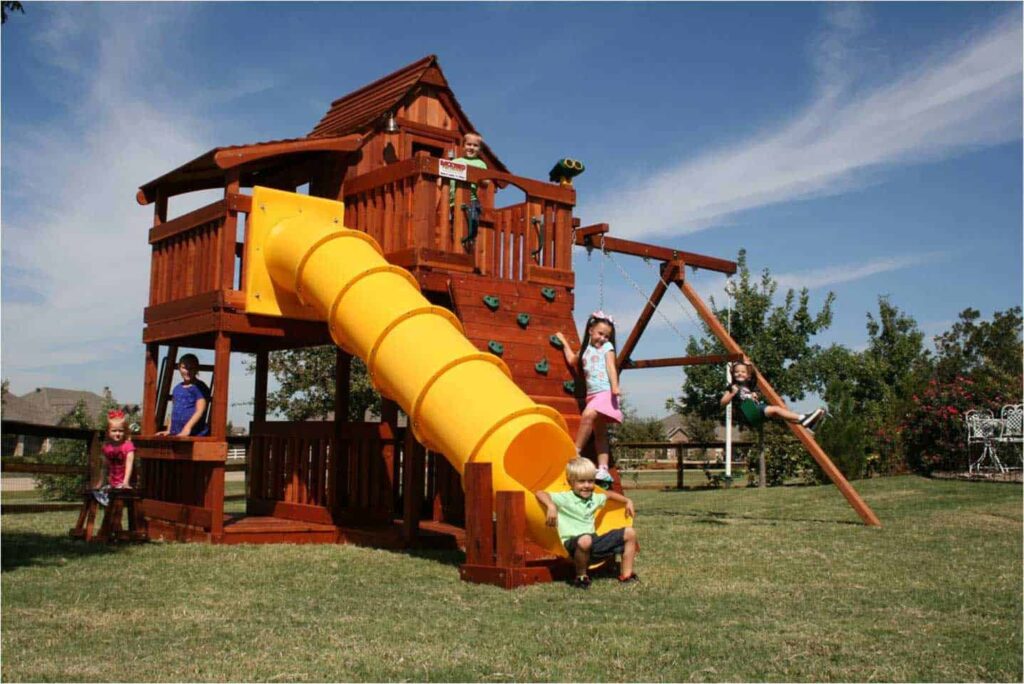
top-left (598, 234), bottom-right (606, 310)
top-left (603, 248), bottom-right (689, 342)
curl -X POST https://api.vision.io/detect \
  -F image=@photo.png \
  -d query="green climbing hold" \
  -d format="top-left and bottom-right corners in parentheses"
top-left (540, 287), bottom-right (556, 302)
top-left (487, 340), bottom-right (504, 356)
top-left (563, 380), bottom-right (575, 394)
top-left (535, 358), bottom-right (550, 375)
top-left (516, 313), bottom-right (531, 328)
top-left (549, 334), bottom-right (564, 349)
top-left (483, 295), bottom-right (500, 311)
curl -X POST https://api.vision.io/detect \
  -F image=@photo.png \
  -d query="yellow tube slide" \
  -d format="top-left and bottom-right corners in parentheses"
top-left (245, 187), bottom-right (630, 556)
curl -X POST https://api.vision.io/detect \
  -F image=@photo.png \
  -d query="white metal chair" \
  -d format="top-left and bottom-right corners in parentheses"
top-left (998, 404), bottom-right (1023, 469)
top-left (966, 410), bottom-right (1006, 474)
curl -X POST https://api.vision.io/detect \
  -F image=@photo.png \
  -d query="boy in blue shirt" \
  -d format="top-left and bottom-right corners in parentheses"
top-left (535, 457), bottom-right (639, 589)
top-left (157, 353), bottom-right (211, 436)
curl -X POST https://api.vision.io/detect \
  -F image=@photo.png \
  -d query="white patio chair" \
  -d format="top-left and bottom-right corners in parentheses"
top-left (998, 404), bottom-right (1022, 469)
top-left (968, 415), bottom-right (1007, 474)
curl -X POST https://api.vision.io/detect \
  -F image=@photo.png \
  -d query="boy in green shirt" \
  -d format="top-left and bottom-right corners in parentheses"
top-left (536, 457), bottom-right (639, 589)
top-left (448, 131), bottom-right (488, 247)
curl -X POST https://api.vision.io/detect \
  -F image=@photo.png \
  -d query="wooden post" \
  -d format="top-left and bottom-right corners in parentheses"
top-left (210, 332), bottom-right (231, 439)
top-left (758, 429), bottom-right (767, 490)
top-left (401, 431), bottom-right (426, 543)
top-left (221, 172), bottom-right (240, 290)
top-left (412, 164), bottom-right (436, 249)
top-left (143, 343), bottom-right (159, 435)
top-left (334, 349), bottom-right (351, 510)
top-left (616, 260), bottom-right (681, 371)
top-left (495, 491), bottom-right (526, 568)
top-left (678, 281), bottom-right (881, 527)
top-left (253, 350), bottom-right (269, 423)
top-left (380, 399), bottom-right (399, 515)
top-left (462, 462), bottom-right (494, 566)
top-left (676, 444), bottom-right (684, 490)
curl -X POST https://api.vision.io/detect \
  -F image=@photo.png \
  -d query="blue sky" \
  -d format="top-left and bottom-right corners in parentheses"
top-left (2, 2), bottom-right (1021, 424)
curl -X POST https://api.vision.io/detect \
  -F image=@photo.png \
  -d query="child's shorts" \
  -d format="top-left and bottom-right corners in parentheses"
top-left (739, 398), bottom-right (766, 428)
top-left (564, 528), bottom-right (627, 559)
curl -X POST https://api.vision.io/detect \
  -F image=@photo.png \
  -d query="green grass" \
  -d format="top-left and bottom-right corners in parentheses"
top-left (2, 476), bottom-right (1020, 682)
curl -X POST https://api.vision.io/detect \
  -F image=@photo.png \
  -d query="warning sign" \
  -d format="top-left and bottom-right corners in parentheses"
top-left (438, 159), bottom-right (468, 181)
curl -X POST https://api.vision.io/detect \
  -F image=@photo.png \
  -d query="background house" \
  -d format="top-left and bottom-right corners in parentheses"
top-left (1, 387), bottom-right (113, 456)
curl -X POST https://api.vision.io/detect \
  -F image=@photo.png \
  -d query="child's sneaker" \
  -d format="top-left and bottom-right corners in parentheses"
top-left (92, 488), bottom-right (110, 507)
top-left (799, 408), bottom-right (826, 430)
top-left (571, 575), bottom-right (591, 589)
top-left (595, 466), bottom-right (614, 486)
top-left (618, 573), bottom-right (640, 583)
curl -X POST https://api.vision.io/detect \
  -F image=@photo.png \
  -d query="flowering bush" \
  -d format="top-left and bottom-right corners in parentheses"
top-left (901, 376), bottom-right (1013, 474)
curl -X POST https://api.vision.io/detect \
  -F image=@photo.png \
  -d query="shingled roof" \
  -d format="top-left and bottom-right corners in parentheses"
top-left (2, 387), bottom-right (113, 426)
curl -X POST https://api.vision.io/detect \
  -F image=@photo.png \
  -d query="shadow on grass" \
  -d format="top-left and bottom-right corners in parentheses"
top-left (401, 546), bottom-right (464, 567)
top-left (1, 532), bottom-right (127, 573)
top-left (653, 508), bottom-right (865, 527)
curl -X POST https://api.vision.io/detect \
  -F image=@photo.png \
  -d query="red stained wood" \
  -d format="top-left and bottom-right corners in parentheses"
top-left (678, 280), bottom-right (881, 526)
top-left (495, 491), bottom-right (526, 568)
top-left (462, 463), bottom-right (494, 566)
top-left (624, 353), bottom-right (744, 369)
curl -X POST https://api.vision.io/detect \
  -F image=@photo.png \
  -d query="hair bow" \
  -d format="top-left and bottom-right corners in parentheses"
top-left (590, 310), bottom-right (615, 325)
top-left (107, 409), bottom-right (126, 421)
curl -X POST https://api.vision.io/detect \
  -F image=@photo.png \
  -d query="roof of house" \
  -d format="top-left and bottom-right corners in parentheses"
top-left (2, 387), bottom-right (112, 426)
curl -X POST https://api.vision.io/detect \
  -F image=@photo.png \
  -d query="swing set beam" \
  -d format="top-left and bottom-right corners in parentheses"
top-left (576, 220), bottom-right (881, 527)
top-left (677, 279), bottom-right (882, 527)
top-left (575, 224), bottom-right (738, 275)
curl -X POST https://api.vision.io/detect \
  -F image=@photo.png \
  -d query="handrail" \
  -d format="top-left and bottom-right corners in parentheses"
top-left (342, 157), bottom-right (576, 206)
top-left (2, 419), bottom-right (98, 442)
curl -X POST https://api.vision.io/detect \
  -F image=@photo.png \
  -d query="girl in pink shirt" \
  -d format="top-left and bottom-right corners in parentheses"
top-left (97, 410), bottom-right (135, 501)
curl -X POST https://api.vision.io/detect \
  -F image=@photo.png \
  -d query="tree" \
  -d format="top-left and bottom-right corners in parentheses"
top-left (611, 399), bottom-right (667, 443)
top-left (261, 347), bottom-right (380, 421)
top-left (35, 401), bottom-right (92, 501)
top-left (902, 307), bottom-right (1022, 474)
top-left (1, 1), bottom-right (24, 25)
top-left (934, 306), bottom-right (1022, 389)
top-left (668, 249), bottom-right (835, 421)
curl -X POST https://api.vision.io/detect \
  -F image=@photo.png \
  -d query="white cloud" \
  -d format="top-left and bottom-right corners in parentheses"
top-left (774, 252), bottom-right (947, 291)
top-left (1, 5), bottom-right (213, 401)
top-left (588, 12), bottom-right (1022, 239)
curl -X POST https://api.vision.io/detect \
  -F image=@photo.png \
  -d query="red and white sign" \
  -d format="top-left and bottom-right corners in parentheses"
top-left (438, 159), bottom-right (468, 181)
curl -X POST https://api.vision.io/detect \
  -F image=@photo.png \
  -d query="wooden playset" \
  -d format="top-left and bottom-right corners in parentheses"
top-left (127, 56), bottom-right (879, 587)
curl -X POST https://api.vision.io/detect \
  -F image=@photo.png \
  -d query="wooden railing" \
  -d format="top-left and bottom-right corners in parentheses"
top-left (147, 193), bottom-right (251, 313)
top-left (247, 421), bottom-right (403, 525)
top-left (134, 437), bottom-right (227, 540)
top-left (343, 156), bottom-right (576, 283)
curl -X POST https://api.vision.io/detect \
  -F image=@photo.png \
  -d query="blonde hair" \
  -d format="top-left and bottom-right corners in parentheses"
top-left (565, 457), bottom-right (597, 483)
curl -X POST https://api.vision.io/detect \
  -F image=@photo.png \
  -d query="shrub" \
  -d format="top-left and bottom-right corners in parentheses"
top-left (813, 391), bottom-right (869, 481)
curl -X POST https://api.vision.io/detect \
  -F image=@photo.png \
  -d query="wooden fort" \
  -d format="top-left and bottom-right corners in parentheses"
top-left (133, 56), bottom-right (878, 585)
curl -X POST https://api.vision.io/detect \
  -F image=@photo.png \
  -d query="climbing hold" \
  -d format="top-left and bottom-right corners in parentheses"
top-left (487, 340), bottom-right (504, 356)
top-left (540, 287), bottom-right (556, 302)
top-left (535, 358), bottom-right (550, 375)
top-left (562, 380), bottom-right (575, 394)
top-left (549, 334), bottom-right (564, 349)
top-left (483, 295), bottom-right (500, 311)
top-left (516, 313), bottom-right (531, 328)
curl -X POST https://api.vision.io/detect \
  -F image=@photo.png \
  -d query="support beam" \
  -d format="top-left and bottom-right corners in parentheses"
top-left (677, 280), bottom-right (881, 527)
top-left (253, 350), bottom-right (269, 423)
top-left (616, 261), bottom-right (681, 371)
top-left (574, 231), bottom-right (736, 275)
top-left (210, 332), bottom-right (231, 439)
top-left (624, 353), bottom-right (744, 370)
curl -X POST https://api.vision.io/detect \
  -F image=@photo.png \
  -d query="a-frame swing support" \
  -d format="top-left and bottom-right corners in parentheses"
top-left (575, 224), bottom-right (881, 528)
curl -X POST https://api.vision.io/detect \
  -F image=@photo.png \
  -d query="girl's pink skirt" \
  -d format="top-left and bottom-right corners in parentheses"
top-left (586, 390), bottom-right (623, 424)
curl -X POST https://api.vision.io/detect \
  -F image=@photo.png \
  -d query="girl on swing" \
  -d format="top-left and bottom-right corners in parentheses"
top-left (721, 360), bottom-right (825, 430)
top-left (555, 311), bottom-right (622, 486)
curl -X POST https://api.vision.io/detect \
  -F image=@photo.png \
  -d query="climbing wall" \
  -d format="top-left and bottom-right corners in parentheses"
top-left (448, 274), bottom-right (584, 435)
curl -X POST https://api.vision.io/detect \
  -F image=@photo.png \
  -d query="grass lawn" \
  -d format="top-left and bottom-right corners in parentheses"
top-left (2, 475), bottom-right (1020, 682)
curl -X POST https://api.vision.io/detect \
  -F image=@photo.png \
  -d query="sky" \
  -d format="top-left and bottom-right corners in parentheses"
top-left (2, 2), bottom-right (1021, 426)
